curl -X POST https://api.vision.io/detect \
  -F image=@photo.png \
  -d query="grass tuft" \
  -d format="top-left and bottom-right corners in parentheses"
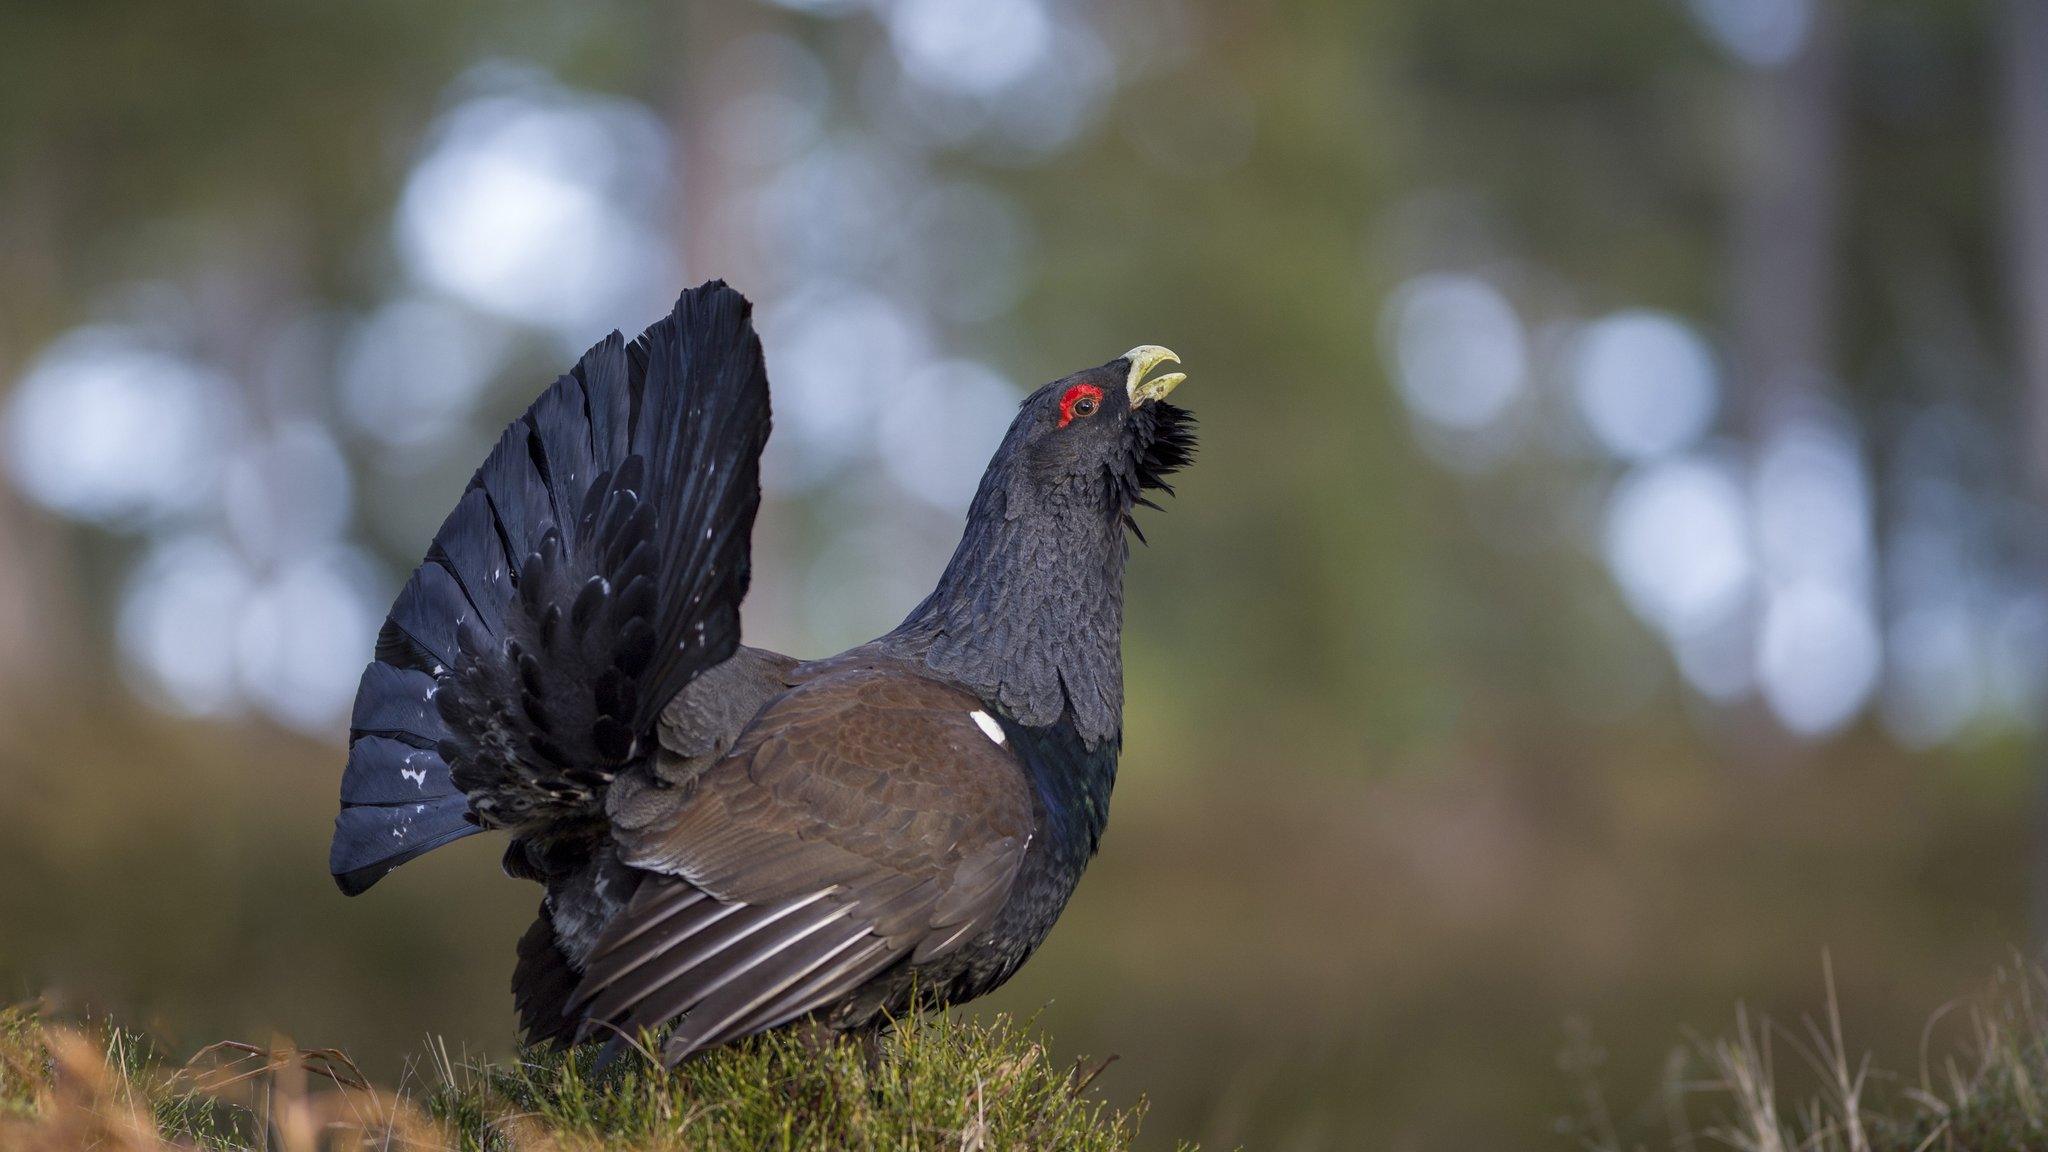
top-left (0, 1003), bottom-right (1176, 1151)
top-left (1569, 956), bottom-right (2048, 1152)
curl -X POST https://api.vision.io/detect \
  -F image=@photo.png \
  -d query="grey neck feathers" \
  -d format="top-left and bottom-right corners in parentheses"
top-left (884, 450), bottom-right (1129, 747)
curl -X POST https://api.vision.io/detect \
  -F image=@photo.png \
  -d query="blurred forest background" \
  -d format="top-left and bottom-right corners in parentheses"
top-left (1, 0), bottom-right (2044, 1147)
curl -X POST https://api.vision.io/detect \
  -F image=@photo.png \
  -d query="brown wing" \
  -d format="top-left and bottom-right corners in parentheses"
top-left (572, 662), bottom-right (1033, 1061)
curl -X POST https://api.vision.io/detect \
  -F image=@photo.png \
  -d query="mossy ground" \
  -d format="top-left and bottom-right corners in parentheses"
top-left (17, 961), bottom-right (2048, 1151)
top-left (0, 1004), bottom-right (1175, 1151)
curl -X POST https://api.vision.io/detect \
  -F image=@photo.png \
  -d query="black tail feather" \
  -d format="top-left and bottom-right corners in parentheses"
top-left (330, 661), bottom-right (477, 895)
top-left (330, 795), bottom-right (476, 897)
top-left (332, 281), bottom-right (771, 893)
top-left (513, 906), bottom-right (584, 1046)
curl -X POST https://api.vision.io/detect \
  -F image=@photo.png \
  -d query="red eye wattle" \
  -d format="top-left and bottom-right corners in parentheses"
top-left (1058, 384), bottom-right (1104, 428)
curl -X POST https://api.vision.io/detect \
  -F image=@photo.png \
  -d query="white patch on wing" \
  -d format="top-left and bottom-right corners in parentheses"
top-left (969, 710), bottom-right (1005, 745)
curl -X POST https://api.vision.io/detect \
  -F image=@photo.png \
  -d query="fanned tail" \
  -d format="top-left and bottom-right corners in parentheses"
top-left (331, 281), bottom-right (772, 894)
top-left (329, 663), bottom-right (479, 895)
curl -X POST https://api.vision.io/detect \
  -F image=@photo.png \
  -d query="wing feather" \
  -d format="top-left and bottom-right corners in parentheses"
top-left (577, 891), bottom-right (837, 1027)
top-left (615, 900), bottom-right (865, 1052)
top-left (667, 933), bottom-right (897, 1058)
top-left (710, 936), bottom-right (895, 1047)
top-left (578, 899), bottom-right (749, 1018)
top-left (566, 661), bottom-right (1036, 1063)
top-left (597, 883), bottom-right (710, 954)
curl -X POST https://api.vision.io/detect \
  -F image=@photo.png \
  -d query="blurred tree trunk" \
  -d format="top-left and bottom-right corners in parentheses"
top-left (1728, 0), bottom-right (1844, 431)
top-left (665, 2), bottom-right (805, 653)
top-left (1723, 0), bottom-right (1845, 754)
top-left (0, 490), bottom-right (68, 714)
top-left (2000, 0), bottom-right (2048, 942)
top-left (0, 164), bottom-right (78, 709)
top-left (2009, 0), bottom-right (2048, 489)
top-left (670, 3), bottom-right (774, 289)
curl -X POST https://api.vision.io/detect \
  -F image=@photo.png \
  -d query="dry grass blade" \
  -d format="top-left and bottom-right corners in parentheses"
top-left (1072, 1053), bottom-right (1121, 1095)
top-left (181, 1039), bottom-right (373, 1093)
top-left (1574, 959), bottom-right (2048, 1152)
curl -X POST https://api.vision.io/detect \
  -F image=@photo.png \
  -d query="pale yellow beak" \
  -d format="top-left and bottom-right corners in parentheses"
top-left (1122, 345), bottom-right (1186, 408)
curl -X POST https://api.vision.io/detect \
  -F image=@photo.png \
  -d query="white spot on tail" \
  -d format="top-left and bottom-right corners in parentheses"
top-left (970, 710), bottom-right (1004, 745)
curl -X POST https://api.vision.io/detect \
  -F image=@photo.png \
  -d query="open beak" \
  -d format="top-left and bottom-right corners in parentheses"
top-left (1122, 345), bottom-right (1186, 408)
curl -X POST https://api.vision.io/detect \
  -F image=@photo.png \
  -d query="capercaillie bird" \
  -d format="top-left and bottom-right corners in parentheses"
top-left (329, 281), bottom-right (1195, 1064)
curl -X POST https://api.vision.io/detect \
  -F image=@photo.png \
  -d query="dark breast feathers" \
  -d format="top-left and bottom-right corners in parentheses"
top-left (520, 657), bottom-right (1037, 1062)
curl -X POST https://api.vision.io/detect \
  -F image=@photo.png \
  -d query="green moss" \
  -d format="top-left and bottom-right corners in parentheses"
top-left (0, 1004), bottom-right (42, 1119)
top-left (0, 1004), bottom-right (1175, 1151)
top-left (427, 1012), bottom-right (1161, 1151)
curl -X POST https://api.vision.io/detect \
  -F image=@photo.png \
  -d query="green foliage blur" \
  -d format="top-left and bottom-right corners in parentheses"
top-left (0, 1), bottom-right (2040, 1148)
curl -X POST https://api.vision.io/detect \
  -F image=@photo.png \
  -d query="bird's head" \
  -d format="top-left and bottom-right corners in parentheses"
top-left (1000, 346), bottom-right (1197, 530)
top-left (898, 345), bottom-right (1196, 737)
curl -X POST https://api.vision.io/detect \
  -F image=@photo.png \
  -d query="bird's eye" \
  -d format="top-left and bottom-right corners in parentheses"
top-left (1058, 384), bottom-right (1105, 427)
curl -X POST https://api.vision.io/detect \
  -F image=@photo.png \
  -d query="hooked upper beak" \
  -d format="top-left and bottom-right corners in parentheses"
top-left (1122, 345), bottom-right (1185, 408)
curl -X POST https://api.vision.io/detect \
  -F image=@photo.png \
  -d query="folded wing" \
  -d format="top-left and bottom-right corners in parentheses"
top-left (566, 663), bottom-right (1034, 1061)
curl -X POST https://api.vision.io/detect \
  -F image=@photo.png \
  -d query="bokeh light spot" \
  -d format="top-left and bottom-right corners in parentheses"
top-left (1383, 273), bottom-right (1527, 431)
top-left (1685, 0), bottom-right (1816, 68)
top-left (340, 299), bottom-right (505, 452)
top-left (1571, 310), bottom-right (1719, 461)
top-left (876, 359), bottom-right (1021, 514)
top-left (886, 0), bottom-right (1051, 96)
top-left (1757, 581), bottom-right (1880, 737)
top-left (1602, 455), bottom-right (1753, 638)
top-left (5, 327), bottom-right (235, 526)
top-left (118, 536), bottom-right (256, 717)
top-left (223, 420), bottom-right (354, 562)
top-left (1754, 416), bottom-right (1872, 586)
top-left (235, 550), bottom-right (385, 734)
top-left (395, 70), bottom-right (676, 345)
top-left (1881, 601), bottom-right (1981, 748)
